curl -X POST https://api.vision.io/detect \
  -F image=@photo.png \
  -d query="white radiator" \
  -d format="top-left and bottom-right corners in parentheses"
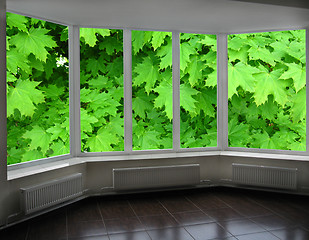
top-left (232, 163), bottom-right (297, 190)
top-left (20, 173), bottom-right (83, 215)
top-left (113, 164), bottom-right (200, 190)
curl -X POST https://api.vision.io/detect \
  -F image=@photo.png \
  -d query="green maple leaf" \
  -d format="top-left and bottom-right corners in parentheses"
top-left (248, 45), bottom-right (275, 65)
top-left (198, 35), bottom-right (217, 49)
top-left (153, 81), bottom-right (173, 120)
top-left (6, 49), bottom-right (31, 74)
top-left (253, 69), bottom-right (288, 106)
top-left (195, 88), bottom-right (216, 118)
top-left (22, 150), bottom-right (44, 163)
top-left (133, 130), bottom-right (161, 150)
top-left (132, 91), bottom-right (154, 119)
top-left (279, 63), bottom-right (306, 93)
top-left (80, 28), bottom-right (111, 47)
top-left (133, 57), bottom-right (160, 94)
top-left (151, 31), bottom-right (171, 50)
top-left (46, 124), bottom-right (68, 141)
top-left (23, 125), bottom-right (51, 154)
top-left (180, 84), bottom-right (199, 115)
top-left (228, 118), bottom-right (250, 147)
top-left (6, 12), bottom-right (28, 32)
top-left (10, 27), bottom-right (57, 62)
top-left (252, 131), bottom-right (279, 150)
top-left (132, 31), bottom-right (145, 54)
top-left (86, 56), bottom-right (106, 76)
top-left (228, 45), bottom-right (250, 63)
top-left (40, 85), bottom-right (65, 99)
top-left (290, 88), bottom-right (306, 122)
top-left (86, 127), bottom-right (119, 152)
top-left (7, 79), bottom-right (45, 117)
top-left (7, 148), bottom-right (25, 165)
top-left (157, 38), bottom-right (172, 70)
top-left (289, 139), bottom-right (306, 151)
top-left (186, 56), bottom-right (203, 87)
top-left (50, 142), bottom-right (70, 156)
top-left (180, 42), bottom-right (196, 71)
top-left (80, 108), bottom-right (99, 133)
top-left (258, 96), bottom-right (279, 121)
top-left (98, 32), bottom-right (123, 55)
top-left (228, 62), bottom-right (258, 99)
top-left (228, 36), bottom-right (247, 51)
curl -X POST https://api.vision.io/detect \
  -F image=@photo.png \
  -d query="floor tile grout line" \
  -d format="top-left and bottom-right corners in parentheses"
top-left (96, 198), bottom-right (111, 240)
top-left (127, 199), bottom-right (153, 239)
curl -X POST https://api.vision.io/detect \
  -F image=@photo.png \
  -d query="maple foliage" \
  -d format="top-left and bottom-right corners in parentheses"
top-left (7, 12), bottom-right (69, 164)
top-left (228, 30), bottom-right (306, 150)
top-left (6, 11), bottom-right (306, 165)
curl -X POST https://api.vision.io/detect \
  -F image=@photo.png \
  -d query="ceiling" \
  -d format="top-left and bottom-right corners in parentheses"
top-left (6, 0), bottom-right (309, 33)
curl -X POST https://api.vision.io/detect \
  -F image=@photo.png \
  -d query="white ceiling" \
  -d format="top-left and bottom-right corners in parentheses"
top-left (6, 0), bottom-right (309, 33)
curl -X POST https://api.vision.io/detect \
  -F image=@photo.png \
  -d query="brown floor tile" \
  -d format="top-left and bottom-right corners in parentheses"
top-left (250, 214), bottom-right (295, 230)
top-left (129, 198), bottom-right (168, 216)
top-left (173, 211), bottom-right (215, 226)
top-left (27, 210), bottom-right (67, 240)
top-left (158, 197), bottom-right (199, 213)
top-left (236, 231), bottom-right (280, 240)
top-left (187, 192), bottom-right (228, 210)
top-left (68, 198), bottom-right (102, 223)
top-left (109, 231), bottom-right (151, 240)
top-left (68, 221), bottom-right (107, 238)
top-left (139, 214), bottom-right (179, 230)
top-left (218, 219), bottom-right (265, 236)
top-left (185, 222), bottom-right (232, 240)
top-left (105, 217), bottom-right (145, 234)
top-left (271, 227), bottom-right (309, 240)
top-left (147, 227), bottom-right (194, 240)
top-left (98, 200), bottom-right (135, 219)
top-left (68, 235), bottom-right (109, 240)
top-left (205, 208), bottom-right (244, 221)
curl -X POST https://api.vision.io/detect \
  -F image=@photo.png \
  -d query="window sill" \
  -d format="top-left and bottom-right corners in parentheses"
top-left (7, 150), bottom-right (309, 180)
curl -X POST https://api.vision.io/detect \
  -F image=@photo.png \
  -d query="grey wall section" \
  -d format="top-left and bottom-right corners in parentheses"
top-left (0, 0), bottom-right (8, 227)
top-left (1, 155), bottom-right (309, 227)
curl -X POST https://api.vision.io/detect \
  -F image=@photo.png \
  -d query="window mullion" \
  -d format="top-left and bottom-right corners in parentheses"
top-left (306, 28), bottom-right (309, 154)
top-left (172, 31), bottom-right (180, 151)
top-left (69, 25), bottom-right (81, 157)
top-left (217, 33), bottom-right (228, 151)
top-left (124, 29), bottom-right (133, 153)
top-left (0, 3), bottom-right (7, 180)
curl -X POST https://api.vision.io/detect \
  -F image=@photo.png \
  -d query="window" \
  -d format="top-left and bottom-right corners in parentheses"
top-left (228, 30), bottom-right (306, 151)
top-left (132, 30), bottom-right (173, 150)
top-left (80, 28), bottom-right (124, 152)
top-left (6, 12), bottom-right (69, 165)
top-left (180, 33), bottom-right (217, 148)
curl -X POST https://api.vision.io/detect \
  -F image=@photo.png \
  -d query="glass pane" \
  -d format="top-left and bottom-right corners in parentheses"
top-left (180, 33), bottom-right (217, 148)
top-left (80, 28), bottom-right (124, 152)
top-left (228, 30), bottom-right (306, 150)
top-left (6, 12), bottom-right (69, 165)
top-left (132, 30), bottom-right (172, 150)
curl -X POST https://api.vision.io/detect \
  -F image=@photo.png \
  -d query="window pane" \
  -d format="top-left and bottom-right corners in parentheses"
top-left (180, 33), bottom-right (217, 148)
top-left (80, 28), bottom-right (124, 152)
top-left (228, 30), bottom-right (306, 150)
top-left (6, 13), bottom-right (69, 165)
top-left (132, 30), bottom-right (172, 150)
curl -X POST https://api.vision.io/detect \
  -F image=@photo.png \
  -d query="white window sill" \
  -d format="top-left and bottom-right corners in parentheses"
top-left (7, 150), bottom-right (309, 180)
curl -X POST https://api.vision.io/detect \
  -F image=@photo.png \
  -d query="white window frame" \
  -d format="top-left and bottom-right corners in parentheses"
top-left (4, 11), bottom-right (309, 173)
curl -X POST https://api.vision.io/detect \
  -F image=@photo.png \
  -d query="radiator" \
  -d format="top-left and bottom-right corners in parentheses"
top-left (20, 173), bottom-right (83, 215)
top-left (232, 164), bottom-right (297, 190)
top-left (113, 164), bottom-right (200, 191)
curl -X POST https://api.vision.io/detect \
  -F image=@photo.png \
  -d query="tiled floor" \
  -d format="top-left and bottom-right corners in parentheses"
top-left (1, 187), bottom-right (309, 240)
